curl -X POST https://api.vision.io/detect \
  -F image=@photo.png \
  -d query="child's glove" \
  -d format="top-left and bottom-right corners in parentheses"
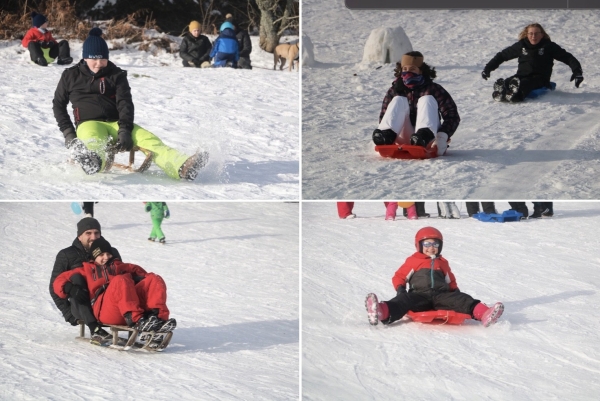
top-left (145, 204), bottom-right (151, 212)
top-left (63, 127), bottom-right (77, 148)
top-left (396, 286), bottom-right (407, 296)
top-left (164, 210), bottom-right (170, 219)
top-left (116, 128), bottom-right (133, 152)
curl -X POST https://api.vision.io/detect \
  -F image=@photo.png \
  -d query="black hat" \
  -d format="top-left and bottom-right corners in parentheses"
top-left (77, 217), bottom-right (101, 237)
top-left (82, 28), bottom-right (109, 59)
top-left (90, 237), bottom-right (112, 259)
top-left (31, 12), bottom-right (47, 28)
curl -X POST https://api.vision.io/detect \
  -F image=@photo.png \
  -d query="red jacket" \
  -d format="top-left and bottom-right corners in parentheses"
top-left (53, 259), bottom-right (147, 305)
top-left (21, 27), bottom-right (57, 48)
top-left (392, 252), bottom-right (458, 293)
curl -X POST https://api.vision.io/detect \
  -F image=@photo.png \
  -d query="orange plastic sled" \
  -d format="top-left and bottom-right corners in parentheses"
top-left (406, 310), bottom-right (471, 325)
top-left (375, 144), bottom-right (439, 159)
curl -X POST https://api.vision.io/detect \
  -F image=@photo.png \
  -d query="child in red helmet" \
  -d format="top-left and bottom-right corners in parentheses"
top-left (365, 226), bottom-right (503, 327)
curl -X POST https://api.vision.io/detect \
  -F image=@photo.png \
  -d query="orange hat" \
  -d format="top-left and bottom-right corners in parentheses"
top-left (401, 54), bottom-right (424, 68)
top-left (189, 21), bottom-right (201, 32)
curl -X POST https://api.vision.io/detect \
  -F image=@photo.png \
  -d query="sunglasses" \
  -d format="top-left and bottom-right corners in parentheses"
top-left (422, 241), bottom-right (440, 248)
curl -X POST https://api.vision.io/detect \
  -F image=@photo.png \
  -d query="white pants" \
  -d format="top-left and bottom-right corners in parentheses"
top-left (377, 95), bottom-right (441, 145)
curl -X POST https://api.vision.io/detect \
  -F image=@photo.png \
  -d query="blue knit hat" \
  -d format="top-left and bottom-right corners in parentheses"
top-left (31, 12), bottom-right (47, 28)
top-left (220, 21), bottom-right (234, 32)
top-left (82, 28), bottom-right (109, 59)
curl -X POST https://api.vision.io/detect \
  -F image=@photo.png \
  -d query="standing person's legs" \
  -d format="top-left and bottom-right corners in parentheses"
top-left (337, 202), bottom-right (355, 219)
top-left (481, 202), bottom-right (497, 214)
top-left (384, 202), bottom-right (398, 220)
top-left (376, 96), bottom-right (414, 145)
top-left (150, 217), bottom-right (165, 240)
top-left (508, 202), bottom-right (528, 218)
top-left (82, 202), bottom-right (94, 217)
top-left (466, 202), bottom-right (480, 217)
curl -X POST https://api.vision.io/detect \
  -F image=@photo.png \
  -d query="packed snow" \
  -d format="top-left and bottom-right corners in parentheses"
top-left (0, 201), bottom-right (299, 400)
top-left (0, 32), bottom-right (299, 200)
top-left (302, 201), bottom-right (600, 400)
top-left (302, 3), bottom-right (600, 199)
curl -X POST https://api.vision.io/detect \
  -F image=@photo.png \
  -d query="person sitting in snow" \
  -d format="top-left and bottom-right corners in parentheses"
top-left (481, 23), bottom-right (583, 103)
top-left (21, 11), bottom-right (73, 66)
top-left (365, 226), bottom-right (504, 327)
top-left (49, 217), bottom-right (121, 341)
top-left (224, 13), bottom-right (252, 70)
top-left (210, 21), bottom-right (240, 68)
top-left (372, 51), bottom-right (460, 157)
top-left (52, 28), bottom-right (207, 180)
top-left (179, 20), bottom-right (212, 68)
top-left (53, 236), bottom-right (176, 344)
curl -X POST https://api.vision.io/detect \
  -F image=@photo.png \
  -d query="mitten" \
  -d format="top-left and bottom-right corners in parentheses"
top-left (396, 286), bottom-right (407, 296)
top-left (65, 313), bottom-right (79, 326)
top-left (481, 70), bottom-right (490, 80)
top-left (116, 128), bottom-right (133, 152)
top-left (164, 209), bottom-right (170, 219)
top-left (63, 127), bottom-right (77, 149)
top-left (570, 73), bottom-right (584, 88)
top-left (64, 282), bottom-right (89, 304)
top-left (145, 204), bottom-right (151, 212)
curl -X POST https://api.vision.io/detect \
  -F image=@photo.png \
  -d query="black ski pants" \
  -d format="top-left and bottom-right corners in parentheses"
top-left (68, 273), bottom-right (97, 328)
top-left (385, 290), bottom-right (480, 324)
top-left (27, 40), bottom-right (70, 62)
top-left (466, 202), bottom-right (496, 216)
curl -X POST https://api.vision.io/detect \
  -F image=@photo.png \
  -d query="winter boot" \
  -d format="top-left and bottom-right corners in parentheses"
top-left (505, 77), bottom-right (522, 102)
top-left (385, 202), bottom-right (398, 220)
top-left (372, 128), bottom-right (397, 145)
top-left (135, 315), bottom-right (161, 332)
top-left (365, 293), bottom-right (380, 325)
top-left (343, 214), bottom-right (356, 219)
top-left (473, 302), bottom-right (504, 327)
top-left (407, 204), bottom-right (418, 220)
top-left (148, 237), bottom-right (155, 242)
top-left (36, 56), bottom-right (48, 66)
top-left (70, 139), bottom-right (102, 175)
top-left (492, 78), bottom-right (506, 101)
top-left (159, 238), bottom-right (166, 244)
top-left (90, 326), bottom-right (112, 345)
top-left (157, 318), bottom-right (177, 332)
top-left (438, 202), bottom-right (449, 218)
top-left (178, 151), bottom-right (209, 181)
top-left (410, 128), bottom-right (435, 148)
top-left (416, 202), bottom-right (430, 218)
top-left (57, 56), bottom-right (73, 65)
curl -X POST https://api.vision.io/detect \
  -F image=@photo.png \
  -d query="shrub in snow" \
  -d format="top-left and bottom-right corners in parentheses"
top-left (362, 26), bottom-right (412, 64)
top-left (301, 34), bottom-right (315, 67)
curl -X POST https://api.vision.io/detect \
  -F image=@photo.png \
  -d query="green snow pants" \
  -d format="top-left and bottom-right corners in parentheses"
top-left (76, 121), bottom-right (190, 179)
top-left (149, 217), bottom-right (165, 240)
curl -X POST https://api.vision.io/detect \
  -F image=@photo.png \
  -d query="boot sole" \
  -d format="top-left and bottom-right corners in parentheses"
top-left (365, 293), bottom-right (379, 325)
top-left (483, 303), bottom-right (504, 327)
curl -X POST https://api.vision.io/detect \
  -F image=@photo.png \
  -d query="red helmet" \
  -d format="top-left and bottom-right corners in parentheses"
top-left (414, 226), bottom-right (443, 254)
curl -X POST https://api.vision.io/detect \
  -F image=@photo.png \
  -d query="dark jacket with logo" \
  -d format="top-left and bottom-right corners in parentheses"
top-left (179, 32), bottom-right (212, 63)
top-left (53, 60), bottom-right (134, 133)
top-left (49, 238), bottom-right (121, 324)
top-left (484, 38), bottom-right (582, 85)
top-left (236, 29), bottom-right (252, 59)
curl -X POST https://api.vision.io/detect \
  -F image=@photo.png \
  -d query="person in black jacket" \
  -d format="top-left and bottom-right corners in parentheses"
top-left (49, 217), bottom-right (121, 342)
top-left (373, 51), bottom-right (460, 156)
top-left (225, 14), bottom-right (252, 70)
top-left (179, 21), bottom-right (212, 68)
top-left (482, 23), bottom-right (583, 103)
top-left (53, 28), bottom-right (208, 180)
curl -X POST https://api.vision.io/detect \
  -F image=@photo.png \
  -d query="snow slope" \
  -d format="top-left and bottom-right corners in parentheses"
top-left (0, 33), bottom-right (299, 200)
top-left (0, 202), bottom-right (299, 400)
top-left (302, 201), bottom-right (600, 400)
top-left (302, 3), bottom-right (600, 199)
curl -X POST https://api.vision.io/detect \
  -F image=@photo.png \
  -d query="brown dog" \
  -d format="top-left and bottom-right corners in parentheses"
top-left (274, 43), bottom-right (300, 71)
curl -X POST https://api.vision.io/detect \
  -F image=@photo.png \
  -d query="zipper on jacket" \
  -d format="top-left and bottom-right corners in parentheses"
top-left (430, 257), bottom-right (435, 289)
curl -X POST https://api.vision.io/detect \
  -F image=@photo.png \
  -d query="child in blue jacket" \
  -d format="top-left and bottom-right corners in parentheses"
top-left (210, 22), bottom-right (240, 68)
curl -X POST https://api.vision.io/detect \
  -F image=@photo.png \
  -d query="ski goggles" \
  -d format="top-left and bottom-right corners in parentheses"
top-left (422, 241), bottom-right (440, 248)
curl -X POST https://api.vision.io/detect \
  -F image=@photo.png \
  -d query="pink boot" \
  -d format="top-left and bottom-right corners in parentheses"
top-left (385, 202), bottom-right (398, 221)
top-left (407, 204), bottom-right (418, 220)
top-left (473, 302), bottom-right (504, 327)
top-left (365, 293), bottom-right (389, 325)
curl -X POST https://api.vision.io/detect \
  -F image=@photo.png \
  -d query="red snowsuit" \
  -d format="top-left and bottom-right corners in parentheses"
top-left (53, 259), bottom-right (170, 326)
top-left (21, 27), bottom-right (57, 48)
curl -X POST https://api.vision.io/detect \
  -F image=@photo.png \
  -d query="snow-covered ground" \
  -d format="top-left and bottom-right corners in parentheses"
top-left (0, 202), bottom-right (299, 400)
top-left (302, 3), bottom-right (600, 199)
top-left (0, 33), bottom-right (299, 200)
top-left (302, 201), bottom-right (600, 400)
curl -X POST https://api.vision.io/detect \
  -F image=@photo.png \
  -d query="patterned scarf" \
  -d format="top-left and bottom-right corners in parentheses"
top-left (401, 71), bottom-right (425, 88)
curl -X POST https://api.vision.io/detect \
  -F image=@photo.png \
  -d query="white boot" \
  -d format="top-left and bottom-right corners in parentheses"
top-left (434, 132), bottom-right (448, 156)
top-left (438, 202), bottom-right (449, 218)
top-left (448, 202), bottom-right (461, 219)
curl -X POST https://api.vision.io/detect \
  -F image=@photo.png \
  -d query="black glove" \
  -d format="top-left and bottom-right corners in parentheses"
top-left (396, 286), bottom-right (407, 296)
top-left (64, 282), bottom-right (89, 304)
top-left (481, 70), bottom-right (490, 80)
top-left (570, 73), bottom-right (584, 88)
top-left (63, 127), bottom-right (77, 149)
top-left (65, 313), bottom-right (79, 326)
top-left (116, 128), bottom-right (133, 152)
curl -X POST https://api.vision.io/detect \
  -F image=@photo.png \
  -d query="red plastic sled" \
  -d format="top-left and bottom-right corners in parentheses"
top-left (406, 310), bottom-right (471, 325)
top-left (375, 144), bottom-right (438, 159)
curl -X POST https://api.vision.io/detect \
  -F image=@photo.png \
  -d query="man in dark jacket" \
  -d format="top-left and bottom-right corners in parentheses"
top-left (225, 14), bottom-right (252, 69)
top-left (179, 21), bottom-right (212, 68)
top-left (49, 217), bottom-right (121, 341)
top-left (482, 23), bottom-right (583, 102)
top-left (53, 28), bottom-right (208, 180)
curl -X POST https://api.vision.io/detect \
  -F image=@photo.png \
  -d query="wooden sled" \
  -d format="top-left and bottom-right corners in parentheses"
top-left (104, 146), bottom-right (153, 173)
top-left (76, 320), bottom-right (172, 352)
top-left (375, 143), bottom-right (445, 159)
top-left (406, 310), bottom-right (471, 325)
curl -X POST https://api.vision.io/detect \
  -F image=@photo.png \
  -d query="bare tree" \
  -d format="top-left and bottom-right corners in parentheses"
top-left (255, 0), bottom-right (296, 53)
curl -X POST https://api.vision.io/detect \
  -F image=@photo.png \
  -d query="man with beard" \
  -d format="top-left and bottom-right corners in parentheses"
top-left (49, 217), bottom-right (121, 343)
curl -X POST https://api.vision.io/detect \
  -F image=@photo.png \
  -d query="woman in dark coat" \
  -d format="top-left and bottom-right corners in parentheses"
top-left (179, 20), bottom-right (212, 68)
top-left (482, 23), bottom-right (583, 102)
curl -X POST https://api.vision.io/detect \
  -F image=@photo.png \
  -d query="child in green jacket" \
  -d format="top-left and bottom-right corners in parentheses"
top-left (145, 202), bottom-right (170, 244)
